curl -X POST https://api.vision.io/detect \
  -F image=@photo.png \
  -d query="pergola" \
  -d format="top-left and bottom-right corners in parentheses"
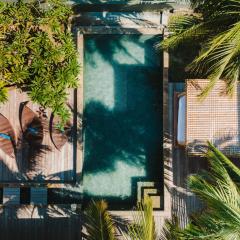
top-left (185, 79), bottom-right (240, 156)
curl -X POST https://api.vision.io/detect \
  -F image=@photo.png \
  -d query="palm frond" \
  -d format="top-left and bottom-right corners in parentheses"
top-left (84, 200), bottom-right (116, 240)
top-left (159, 216), bottom-right (181, 240)
top-left (161, 0), bottom-right (240, 98)
top-left (159, 14), bottom-right (204, 50)
top-left (180, 143), bottom-right (240, 239)
top-left (188, 22), bottom-right (240, 98)
top-left (124, 197), bottom-right (157, 240)
top-left (206, 141), bottom-right (240, 184)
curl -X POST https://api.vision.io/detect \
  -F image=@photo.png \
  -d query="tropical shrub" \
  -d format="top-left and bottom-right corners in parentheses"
top-left (84, 200), bottom-right (116, 240)
top-left (124, 197), bottom-right (157, 240)
top-left (177, 142), bottom-right (240, 239)
top-left (0, 0), bottom-right (79, 125)
top-left (84, 198), bottom-right (158, 240)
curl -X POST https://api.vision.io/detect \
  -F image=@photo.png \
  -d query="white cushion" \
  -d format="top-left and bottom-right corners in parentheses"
top-left (177, 95), bottom-right (186, 146)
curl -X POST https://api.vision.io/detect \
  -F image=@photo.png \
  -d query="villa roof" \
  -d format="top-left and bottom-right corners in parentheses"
top-left (186, 79), bottom-right (240, 156)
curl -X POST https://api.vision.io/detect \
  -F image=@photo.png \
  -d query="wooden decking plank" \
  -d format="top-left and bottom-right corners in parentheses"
top-left (60, 146), bottom-right (65, 181)
top-left (0, 88), bottom-right (76, 183)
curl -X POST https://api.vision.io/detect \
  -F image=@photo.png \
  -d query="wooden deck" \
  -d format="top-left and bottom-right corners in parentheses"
top-left (0, 205), bottom-right (81, 240)
top-left (169, 82), bottom-right (206, 227)
top-left (0, 88), bottom-right (77, 183)
top-left (0, 83), bottom-right (205, 238)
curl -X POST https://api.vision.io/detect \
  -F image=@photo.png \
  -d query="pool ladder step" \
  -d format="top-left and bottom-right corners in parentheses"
top-left (137, 181), bottom-right (162, 209)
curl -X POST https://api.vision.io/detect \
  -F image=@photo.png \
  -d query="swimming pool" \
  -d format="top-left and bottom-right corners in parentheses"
top-left (83, 34), bottom-right (163, 209)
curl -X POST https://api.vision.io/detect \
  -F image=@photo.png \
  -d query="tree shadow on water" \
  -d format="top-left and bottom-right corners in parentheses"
top-left (84, 34), bottom-right (144, 67)
top-left (83, 99), bottom-right (162, 175)
top-left (82, 34), bottom-right (164, 205)
top-left (83, 34), bottom-right (163, 178)
top-left (83, 101), bottom-right (145, 174)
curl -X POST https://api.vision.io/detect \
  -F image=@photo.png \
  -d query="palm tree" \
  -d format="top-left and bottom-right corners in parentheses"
top-left (176, 142), bottom-right (240, 239)
top-left (161, 0), bottom-right (240, 97)
top-left (84, 198), bottom-right (157, 240)
top-left (123, 197), bottom-right (157, 240)
top-left (84, 200), bottom-right (116, 240)
top-left (126, 143), bottom-right (240, 240)
top-left (159, 216), bottom-right (181, 240)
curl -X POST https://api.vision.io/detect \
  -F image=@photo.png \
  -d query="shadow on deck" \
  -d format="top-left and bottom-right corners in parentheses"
top-left (0, 205), bottom-right (82, 240)
top-left (166, 82), bottom-right (207, 228)
top-left (0, 88), bottom-right (78, 184)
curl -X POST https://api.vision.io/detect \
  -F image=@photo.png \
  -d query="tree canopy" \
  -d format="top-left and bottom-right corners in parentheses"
top-left (0, 0), bottom-right (79, 125)
top-left (177, 142), bottom-right (240, 239)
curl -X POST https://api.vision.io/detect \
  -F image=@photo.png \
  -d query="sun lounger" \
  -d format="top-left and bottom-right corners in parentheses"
top-left (0, 114), bottom-right (16, 157)
top-left (20, 103), bottom-right (44, 145)
top-left (50, 114), bottom-right (72, 150)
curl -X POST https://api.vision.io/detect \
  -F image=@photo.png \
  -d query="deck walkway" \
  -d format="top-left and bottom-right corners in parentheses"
top-left (0, 88), bottom-right (77, 183)
top-left (0, 205), bottom-right (81, 240)
top-left (169, 82), bottom-right (206, 227)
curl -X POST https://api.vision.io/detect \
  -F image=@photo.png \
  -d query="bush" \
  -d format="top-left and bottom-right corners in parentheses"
top-left (0, 0), bottom-right (79, 125)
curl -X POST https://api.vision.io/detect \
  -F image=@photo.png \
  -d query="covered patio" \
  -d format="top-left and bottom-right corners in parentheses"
top-left (176, 79), bottom-right (240, 157)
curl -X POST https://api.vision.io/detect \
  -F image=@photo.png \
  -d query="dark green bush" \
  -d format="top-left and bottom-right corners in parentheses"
top-left (0, 0), bottom-right (79, 125)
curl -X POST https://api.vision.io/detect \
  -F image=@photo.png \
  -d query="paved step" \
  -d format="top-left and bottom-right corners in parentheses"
top-left (137, 181), bottom-right (162, 209)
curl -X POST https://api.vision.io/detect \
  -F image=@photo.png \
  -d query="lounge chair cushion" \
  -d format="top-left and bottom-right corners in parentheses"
top-left (177, 95), bottom-right (186, 146)
top-left (0, 133), bottom-right (11, 140)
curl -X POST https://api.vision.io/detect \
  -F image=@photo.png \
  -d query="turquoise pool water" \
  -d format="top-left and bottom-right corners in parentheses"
top-left (83, 34), bottom-right (163, 209)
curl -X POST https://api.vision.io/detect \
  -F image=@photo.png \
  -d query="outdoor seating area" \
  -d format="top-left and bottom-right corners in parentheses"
top-left (0, 88), bottom-right (76, 183)
top-left (2, 187), bottom-right (47, 205)
top-left (0, 0), bottom-right (239, 238)
top-left (175, 79), bottom-right (240, 156)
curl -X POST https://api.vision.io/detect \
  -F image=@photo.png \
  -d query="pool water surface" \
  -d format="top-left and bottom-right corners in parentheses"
top-left (83, 34), bottom-right (163, 209)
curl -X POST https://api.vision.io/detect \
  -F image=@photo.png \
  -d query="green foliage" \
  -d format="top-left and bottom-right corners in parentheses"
top-left (0, 81), bottom-right (8, 102)
top-left (85, 200), bottom-right (116, 240)
top-left (0, 0), bottom-right (79, 125)
top-left (124, 197), bottom-right (157, 240)
top-left (161, 0), bottom-right (240, 98)
top-left (177, 143), bottom-right (240, 239)
top-left (84, 199), bottom-right (157, 240)
top-left (159, 216), bottom-right (181, 240)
